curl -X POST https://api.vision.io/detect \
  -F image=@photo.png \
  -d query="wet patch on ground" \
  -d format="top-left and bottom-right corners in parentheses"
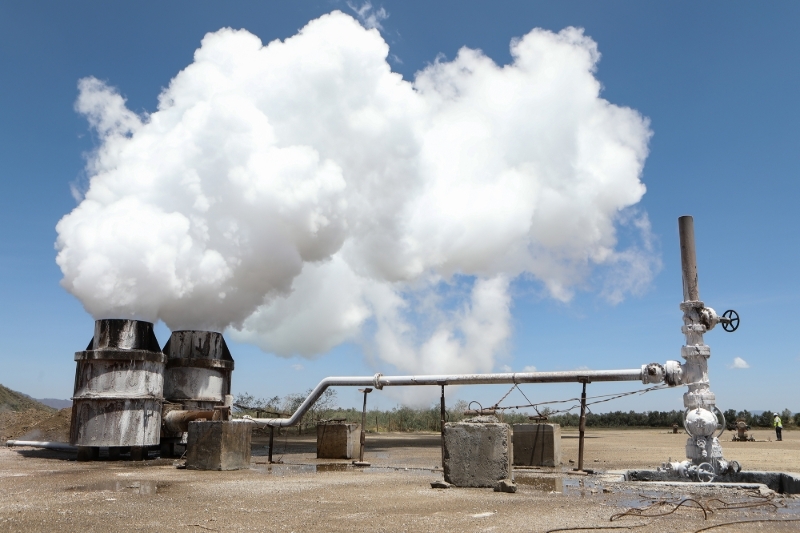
top-left (65, 479), bottom-right (160, 495)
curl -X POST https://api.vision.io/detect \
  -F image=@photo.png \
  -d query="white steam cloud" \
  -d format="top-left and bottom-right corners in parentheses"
top-left (56, 12), bottom-right (657, 375)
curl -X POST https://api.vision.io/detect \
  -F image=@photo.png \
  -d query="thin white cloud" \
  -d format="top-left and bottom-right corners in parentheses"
top-left (291, 363), bottom-right (304, 371)
top-left (729, 357), bottom-right (750, 369)
top-left (523, 365), bottom-right (537, 372)
top-left (69, 182), bottom-right (85, 203)
top-left (346, 1), bottom-right (388, 30)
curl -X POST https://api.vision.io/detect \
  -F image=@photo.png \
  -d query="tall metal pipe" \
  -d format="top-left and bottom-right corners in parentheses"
top-left (678, 215), bottom-right (700, 301)
top-left (245, 367), bottom-right (659, 428)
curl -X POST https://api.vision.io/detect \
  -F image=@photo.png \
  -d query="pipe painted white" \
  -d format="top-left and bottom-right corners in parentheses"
top-left (6, 440), bottom-right (77, 452)
top-left (245, 367), bottom-right (658, 428)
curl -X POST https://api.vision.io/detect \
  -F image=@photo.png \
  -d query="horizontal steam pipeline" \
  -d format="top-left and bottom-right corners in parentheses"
top-left (244, 365), bottom-right (673, 428)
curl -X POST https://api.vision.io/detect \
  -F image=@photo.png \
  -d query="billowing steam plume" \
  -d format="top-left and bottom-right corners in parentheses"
top-left (56, 12), bottom-right (657, 375)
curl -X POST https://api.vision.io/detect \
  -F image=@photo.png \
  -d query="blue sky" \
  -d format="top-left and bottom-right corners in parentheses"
top-left (1, 1), bottom-right (798, 415)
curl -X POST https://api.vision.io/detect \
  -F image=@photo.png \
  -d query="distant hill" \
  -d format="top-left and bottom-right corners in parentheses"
top-left (35, 398), bottom-right (72, 409)
top-left (0, 384), bottom-right (56, 413)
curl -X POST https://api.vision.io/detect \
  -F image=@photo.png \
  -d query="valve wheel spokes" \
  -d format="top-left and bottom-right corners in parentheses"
top-left (722, 309), bottom-right (739, 332)
top-left (696, 462), bottom-right (715, 483)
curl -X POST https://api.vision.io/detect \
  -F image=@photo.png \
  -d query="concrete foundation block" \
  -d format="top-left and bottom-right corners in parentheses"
top-left (443, 416), bottom-right (512, 488)
top-left (316, 422), bottom-right (361, 459)
top-left (512, 423), bottom-right (561, 467)
top-left (186, 421), bottom-right (251, 470)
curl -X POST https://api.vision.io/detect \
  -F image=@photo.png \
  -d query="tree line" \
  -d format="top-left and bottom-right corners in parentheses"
top-left (234, 391), bottom-right (798, 432)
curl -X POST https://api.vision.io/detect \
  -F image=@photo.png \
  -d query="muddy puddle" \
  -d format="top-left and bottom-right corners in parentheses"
top-left (515, 475), bottom-right (604, 495)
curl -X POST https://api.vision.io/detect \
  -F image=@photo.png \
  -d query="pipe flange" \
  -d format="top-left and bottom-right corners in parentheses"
top-left (373, 373), bottom-right (384, 390)
top-left (641, 363), bottom-right (665, 384)
top-left (665, 360), bottom-right (684, 386)
top-left (681, 345), bottom-right (711, 359)
top-left (680, 300), bottom-right (705, 311)
top-left (681, 324), bottom-right (708, 335)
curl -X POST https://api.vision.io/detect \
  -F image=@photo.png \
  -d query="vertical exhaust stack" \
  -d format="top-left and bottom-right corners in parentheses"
top-left (160, 331), bottom-right (234, 454)
top-left (70, 319), bottom-right (166, 457)
top-left (162, 330), bottom-right (234, 409)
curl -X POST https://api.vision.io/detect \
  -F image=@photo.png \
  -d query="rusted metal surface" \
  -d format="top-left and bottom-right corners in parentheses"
top-left (678, 215), bottom-right (699, 302)
top-left (70, 319), bottom-right (165, 448)
top-left (162, 330), bottom-right (233, 409)
top-left (162, 409), bottom-right (214, 433)
top-left (356, 388), bottom-right (372, 465)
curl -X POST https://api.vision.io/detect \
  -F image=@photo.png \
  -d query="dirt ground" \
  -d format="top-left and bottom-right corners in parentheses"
top-left (1, 426), bottom-right (799, 532)
top-left (0, 408), bottom-right (71, 443)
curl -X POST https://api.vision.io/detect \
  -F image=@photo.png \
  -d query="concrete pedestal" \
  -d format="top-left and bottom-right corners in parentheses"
top-left (513, 423), bottom-right (561, 467)
top-left (316, 422), bottom-right (360, 459)
top-left (186, 421), bottom-right (251, 470)
top-left (443, 416), bottom-right (512, 488)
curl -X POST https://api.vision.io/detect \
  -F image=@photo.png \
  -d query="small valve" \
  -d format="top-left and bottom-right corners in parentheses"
top-left (695, 462), bottom-right (715, 483)
top-left (720, 309), bottom-right (740, 332)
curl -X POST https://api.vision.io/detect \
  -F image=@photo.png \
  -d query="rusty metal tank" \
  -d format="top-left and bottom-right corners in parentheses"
top-left (70, 319), bottom-right (165, 448)
top-left (162, 330), bottom-right (234, 410)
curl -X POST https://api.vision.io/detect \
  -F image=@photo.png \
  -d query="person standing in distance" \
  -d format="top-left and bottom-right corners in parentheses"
top-left (773, 412), bottom-right (783, 441)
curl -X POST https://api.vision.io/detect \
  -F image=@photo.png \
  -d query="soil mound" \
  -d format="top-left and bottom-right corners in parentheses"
top-left (0, 384), bottom-right (56, 413)
top-left (0, 408), bottom-right (72, 443)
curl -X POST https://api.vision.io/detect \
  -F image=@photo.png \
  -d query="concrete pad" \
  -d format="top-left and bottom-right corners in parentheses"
top-left (443, 416), bottom-right (512, 488)
top-left (623, 469), bottom-right (800, 494)
top-left (186, 420), bottom-right (251, 470)
top-left (316, 422), bottom-right (361, 459)
top-left (513, 423), bottom-right (561, 467)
